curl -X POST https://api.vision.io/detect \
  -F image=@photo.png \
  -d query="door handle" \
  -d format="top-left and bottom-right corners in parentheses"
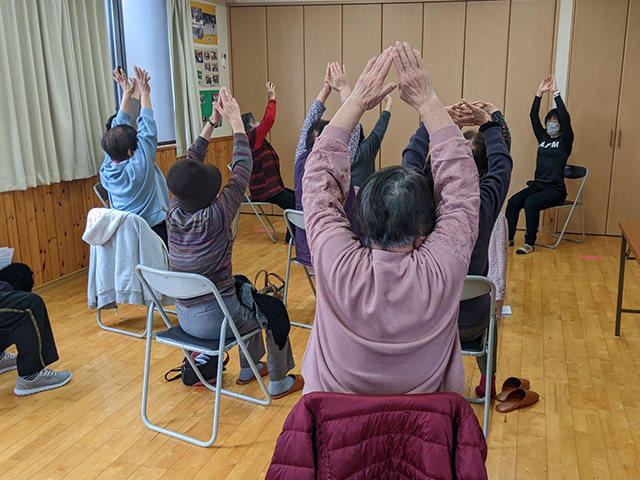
top-left (618, 130), bottom-right (622, 148)
top-left (610, 129), bottom-right (614, 147)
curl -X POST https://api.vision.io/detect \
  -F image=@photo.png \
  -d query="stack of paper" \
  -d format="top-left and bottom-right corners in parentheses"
top-left (0, 247), bottom-right (14, 270)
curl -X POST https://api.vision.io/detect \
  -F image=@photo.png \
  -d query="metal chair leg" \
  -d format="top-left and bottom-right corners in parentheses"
top-left (97, 306), bottom-right (148, 338)
top-left (283, 239), bottom-right (294, 307)
top-left (244, 195), bottom-right (277, 243)
top-left (140, 308), bottom-right (271, 447)
top-left (303, 266), bottom-right (317, 297)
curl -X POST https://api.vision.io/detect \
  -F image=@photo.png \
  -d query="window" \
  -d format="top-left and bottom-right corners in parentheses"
top-left (105, 0), bottom-right (176, 144)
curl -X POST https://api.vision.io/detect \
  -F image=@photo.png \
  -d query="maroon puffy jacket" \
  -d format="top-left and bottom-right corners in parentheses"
top-left (266, 392), bottom-right (488, 480)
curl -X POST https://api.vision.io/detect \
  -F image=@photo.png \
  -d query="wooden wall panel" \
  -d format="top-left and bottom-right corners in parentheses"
top-left (304, 6), bottom-right (343, 117)
top-left (266, 6), bottom-right (305, 188)
top-left (463, 1), bottom-right (509, 107)
top-left (606, 0), bottom-right (640, 234)
top-left (342, 4), bottom-right (383, 144)
top-left (566, 0), bottom-right (628, 234)
top-left (504, 0), bottom-right (557, 213)
top-left (229, 7), bottom-right (268, 120)
top-left (380, 3), bottom-right (424, 168)
top-left (422, 2), bottom-right (465, 107)
top-left (0, 137), bottom-right (234, 287)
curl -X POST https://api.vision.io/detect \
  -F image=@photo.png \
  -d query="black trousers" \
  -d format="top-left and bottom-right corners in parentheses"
top-left (0, 290), bottom-right (59, 376)
top-left (151, 221), bottom-right (168, 247)
top-left (264, 188), bottom-right (296, 242)
top-left (506, 185), bottom-right (566, 246)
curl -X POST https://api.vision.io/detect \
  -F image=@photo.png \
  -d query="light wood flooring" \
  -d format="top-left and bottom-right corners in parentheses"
top-left (1, 215), bottom-right (640, 479)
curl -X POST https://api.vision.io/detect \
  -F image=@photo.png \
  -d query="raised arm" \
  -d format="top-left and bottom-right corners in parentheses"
top-left (391, 42), bottom-right (479, 263)
top-left (480, 123), bottom-right (513, 218)
top-left (183, 98), bottom-right (222, 164)
top-left (110, 68), bottom-right (136, 128)
top-left (326, 62), bottom-right (362, 162)
top-left (531, 75), bottom-right (553, 142)
top-left (122, 67), bottom-right (158, 178)
top-left (295, 72), bottom-right (330, 163)
top-left (401, 123), bottom-right (430, 173)
top-left (472, 100), bottom-right (511, 151)
top-left (253, 82), bottom-right (277, 149)
top-left (553, 92), bottom-right (573, 148)
top-left (211, 88), bottom-right (253, 229)
top-left (302, 49), bottom-right (396, 259)
top-left (354, 96), bottom-right (392, 167)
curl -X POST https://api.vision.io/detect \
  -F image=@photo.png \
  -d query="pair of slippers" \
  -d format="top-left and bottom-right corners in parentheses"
top-left (495, 377), bottom-right (539, 413)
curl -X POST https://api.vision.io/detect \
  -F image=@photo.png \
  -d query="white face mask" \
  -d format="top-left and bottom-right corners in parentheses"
top-left (254, 121), bottom-right (260, 127)
top-left (546, 122), bottom-right (560, 136)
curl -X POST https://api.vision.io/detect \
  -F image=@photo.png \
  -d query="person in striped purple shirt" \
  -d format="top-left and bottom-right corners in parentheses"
top-left (165, 88), bottom-right (303, 399)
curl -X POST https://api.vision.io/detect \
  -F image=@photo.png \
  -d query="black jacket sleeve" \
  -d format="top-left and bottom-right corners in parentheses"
top-left (530, 96), bottom-right (546, 143)
top-left (554, 95), bottom-right (574, 153)
top-left (401, 123), bottom-right (430, 173)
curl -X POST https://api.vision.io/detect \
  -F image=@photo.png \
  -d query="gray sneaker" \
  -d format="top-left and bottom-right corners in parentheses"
top-left (0, 352), bottom-right (18, 375)
top-left (14, 368), bottom-right (72, 396)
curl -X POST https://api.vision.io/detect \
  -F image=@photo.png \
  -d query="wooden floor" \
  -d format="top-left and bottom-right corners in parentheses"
top-left (1, 215), bottom-right (640, 479)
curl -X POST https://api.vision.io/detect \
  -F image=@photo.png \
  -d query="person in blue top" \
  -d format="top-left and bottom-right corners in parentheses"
top-left (99, 66), bottom-right (170, 245)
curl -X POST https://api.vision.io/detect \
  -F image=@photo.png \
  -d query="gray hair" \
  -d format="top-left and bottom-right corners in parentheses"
top-left (353, 166), bottom-right (436, 250)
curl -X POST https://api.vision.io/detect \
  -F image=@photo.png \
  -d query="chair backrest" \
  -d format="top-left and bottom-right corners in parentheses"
top-left (136, 265), bottom-right (237, 339)
top-left (564, 165), bottom-right (588, 180)
top-left (93, 182), bottom-right (109, 208)
top-left (283, 209), bottom-right (306, 234)
top-left (136, 265), bottom-right (224, 301)
top-left (460, 275), bottom-right (496, 302)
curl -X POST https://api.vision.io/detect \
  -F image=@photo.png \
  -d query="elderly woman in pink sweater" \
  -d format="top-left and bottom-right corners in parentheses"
top-left (300, 42), bottom-right (480, 396)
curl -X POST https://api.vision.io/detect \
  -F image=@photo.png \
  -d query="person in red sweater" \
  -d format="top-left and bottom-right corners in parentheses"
top-left (241, 82), bottom-right (295, 240)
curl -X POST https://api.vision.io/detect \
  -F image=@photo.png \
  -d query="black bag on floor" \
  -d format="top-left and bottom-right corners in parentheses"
top-left (165, 352), bottom-right (230, 386)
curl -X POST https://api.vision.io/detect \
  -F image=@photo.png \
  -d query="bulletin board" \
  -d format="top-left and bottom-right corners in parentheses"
top-left (191, 2), bottom-right (217, 45)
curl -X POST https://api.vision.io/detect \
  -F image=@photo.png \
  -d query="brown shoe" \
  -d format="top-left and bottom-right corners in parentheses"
top-left (271, 374), bottom-right (304, 400)
top-left (236, 362), bottom-right (269, 385)
top-left (496, 377), bottom-right (531, 402)
top-left (495, 388), bottom-right (539, 413)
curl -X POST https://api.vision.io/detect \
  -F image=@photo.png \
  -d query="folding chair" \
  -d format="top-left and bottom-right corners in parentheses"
top-left (460, 275), bottom-right (497, 438)
top-left (93, 182), bottom-right (110, 208)
top-left (282, 209), bottom-right (316, 328)
top-left (85, 209), bottom-right (174, 338)
top-left (135, 265), bottom-right (271, 447)
top-left (537, 165), bottom-right (588, 249)
top-left (227, 164), bottom-right (277, 243)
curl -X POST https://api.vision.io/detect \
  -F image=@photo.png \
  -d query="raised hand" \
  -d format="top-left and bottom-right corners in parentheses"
top-left (450, 100), bottom-right (491, 126)
top-left (446, 102), bottom-right (474, 127)
top-left (209, 96), bottom-right (222, 127)
top-left (382, 95), bottom-right (393, 112)
top-left (392, 42), bottom-right (434, 111)
top-left (327, 63), bottom-right (349, 92)
top-left (113, 67), bottom-right (135, 97)
top-left (537, 75), bottom-right (554, 96)
top-left (134, 66), bottom-right (151, 94)
top-left (214, 87), bottom-right (243, 133)
top-left (266, 81), bottom-right (276, 100)
top-left (471, 100), bottom-right (499, 115)
top-left (549, 74), bottom-right (558, 92)
top-left (349, 48), bottom-right (397, 111)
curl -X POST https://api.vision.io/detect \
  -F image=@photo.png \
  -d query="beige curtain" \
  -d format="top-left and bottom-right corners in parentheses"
top-left (167, 0), bottom-right (202, 157)
top-left (0, 0), bottom-right (113, 192)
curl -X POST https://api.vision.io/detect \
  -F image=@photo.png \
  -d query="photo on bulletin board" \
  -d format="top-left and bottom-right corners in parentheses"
top-left (191, 2), bottom-right (217, 45)
top-left (200, 89), bottom-right (221, 125)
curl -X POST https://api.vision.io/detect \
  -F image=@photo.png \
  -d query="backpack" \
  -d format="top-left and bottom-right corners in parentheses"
top-left (165, 352), bottom-right (230, 386)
